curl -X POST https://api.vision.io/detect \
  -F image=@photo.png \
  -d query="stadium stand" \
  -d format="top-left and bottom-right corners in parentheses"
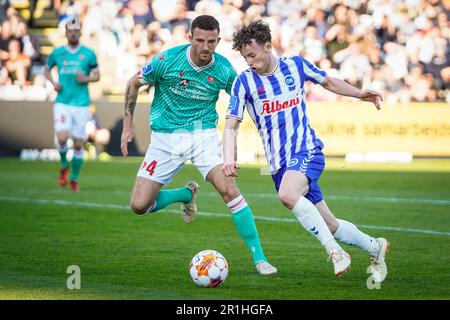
top-left (1, 0), bottom-right (448, 103)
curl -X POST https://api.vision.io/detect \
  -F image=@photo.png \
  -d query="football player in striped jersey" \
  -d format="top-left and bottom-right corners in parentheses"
top-left (223, 20), bottom-right (388, 281)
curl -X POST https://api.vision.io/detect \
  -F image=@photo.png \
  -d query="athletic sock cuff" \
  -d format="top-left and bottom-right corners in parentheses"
top-left (56, 142), bottom-right (69, 153)
top-left (226, 195), bottom-right (248, 214)
top-left (292, 196), bottom-right (310, 216)
top-left (73, 149), bottom-right (84, 159)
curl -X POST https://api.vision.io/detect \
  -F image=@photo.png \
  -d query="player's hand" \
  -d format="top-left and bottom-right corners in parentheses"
top-left (76, 73), bottom-right (89, 83)
top-left (120, 126), bottom-right (135, 157)
top-left (221, 161), bottom-right (239, 177)
top-left (53, 82), bottom-right (62, 92)
top-left (361, 90), bottom-right (383, 110)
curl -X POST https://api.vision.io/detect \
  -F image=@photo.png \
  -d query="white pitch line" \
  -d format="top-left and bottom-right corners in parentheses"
top-left (10, 188), bottom-right (450, 206)
top-left (202, 192), bottom-right (450, 206)
top-left (1, 196), bottom-right (449, 237)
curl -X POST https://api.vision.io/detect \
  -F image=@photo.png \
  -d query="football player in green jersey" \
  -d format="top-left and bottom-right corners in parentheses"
top-left (120, 15), bottom-right (277, 275)
top-left (44, 16), bottom-right (100, 191)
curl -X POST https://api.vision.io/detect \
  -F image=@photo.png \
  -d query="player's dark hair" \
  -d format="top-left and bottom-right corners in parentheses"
top-left (191, 15), bottom-right (220, 34)
top-left (232, 19), bottom-right (271, 50)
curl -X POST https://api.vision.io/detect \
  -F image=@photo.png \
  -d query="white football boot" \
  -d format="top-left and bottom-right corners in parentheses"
top-left (369, 238), bottom-right (389, 283)
top-left (328, 248), bottom-right (351, 276)
top-left (256, 261), bottom-right (278, 275)
top-left (181, 181), bottom-right (199, 224)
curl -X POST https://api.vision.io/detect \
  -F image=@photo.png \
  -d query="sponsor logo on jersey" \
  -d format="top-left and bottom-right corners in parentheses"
top-left (287, 158), bottom-right (299, 167)
top-left (261, 95), bottom-right (299, 115)
top-left (208, 76), bottom-right (215, 83)
top-left (284, 75), bottom-right (295, 88)
top-left (142, 63), bottom-right (153, 75)
top-left (180, 79), bottom-right (189, 86)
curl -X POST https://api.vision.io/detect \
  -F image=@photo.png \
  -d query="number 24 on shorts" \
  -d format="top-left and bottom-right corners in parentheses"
top-left (141, 160), bottom-right (157, 176)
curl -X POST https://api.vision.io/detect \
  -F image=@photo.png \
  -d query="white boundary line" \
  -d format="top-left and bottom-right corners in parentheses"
top-left (25, 188), bottom-right (450, 206)
top-left (204, 192), bottom-right (450, 206)
top-left (1, 196), bottom-right (449, 237)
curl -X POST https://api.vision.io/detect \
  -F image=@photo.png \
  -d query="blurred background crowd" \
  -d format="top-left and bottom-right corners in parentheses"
top-left (0, 0), bottom-right (449, 104)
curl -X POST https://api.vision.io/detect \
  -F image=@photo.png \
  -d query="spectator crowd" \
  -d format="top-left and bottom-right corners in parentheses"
top-left (0, 0), bottom-right (449, 103)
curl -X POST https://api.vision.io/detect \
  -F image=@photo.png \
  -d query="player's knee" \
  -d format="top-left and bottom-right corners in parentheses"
top-left (73, 142), bottom-right (84, 151)
top-left (57, 138), bottom-right (68, 147)
top-left (130, 200), bottom-right (150, 215)
top-left (57, 132), bottom-right (69, 143)
top-left (220, 183), bottom-right (240, 203)
top-left (278, 191), bottom-right (297, 209)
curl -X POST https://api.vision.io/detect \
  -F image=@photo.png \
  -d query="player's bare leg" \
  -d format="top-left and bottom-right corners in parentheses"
top-left (278, 171), bottom-right (351, 276)
top-left (130, 177), bottom-right (163, 215)
top-left (316, 200), bottom-right (389, 282)
top-left (207, 165), bottom-right (277, 275)
top-left (314, 200), bottom-right (339, 233)
top-left (130, 176), bottom-right (195, 221)
top-left (206, 165), bottom-right (241, 202)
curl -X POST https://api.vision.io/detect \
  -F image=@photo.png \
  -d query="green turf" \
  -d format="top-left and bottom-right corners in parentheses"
top-left (0, 158), bottom-right (449, 299)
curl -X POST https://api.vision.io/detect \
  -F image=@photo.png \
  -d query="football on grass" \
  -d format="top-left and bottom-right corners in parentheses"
top-left (189, 250), bottom-right (229, 288)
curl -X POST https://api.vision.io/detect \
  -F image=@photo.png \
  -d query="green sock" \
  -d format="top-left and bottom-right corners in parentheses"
top-left (150, 187), bottom-right (192, 212)
top-left (70, 156), bottom-right (84, 181)
top-left (59, 150), bottom-right (68, 169)
top-left (231, 206), bottom-right (267, 265)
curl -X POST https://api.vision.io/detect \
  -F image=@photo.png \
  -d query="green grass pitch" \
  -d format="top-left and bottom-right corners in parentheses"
top-left (0, 158), bottom-right (449, 299)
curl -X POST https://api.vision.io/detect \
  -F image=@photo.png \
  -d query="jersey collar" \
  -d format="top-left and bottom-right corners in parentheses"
top-left (65, 45), bottom-right (82, 54)
top-left (187, 45), bottom-right (215, 72)
top-left (257, 58), bottom-right (280, 76)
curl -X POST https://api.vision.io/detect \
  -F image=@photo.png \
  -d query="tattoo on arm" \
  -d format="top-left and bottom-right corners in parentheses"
top-left (124, 81), bottom-right (138, 118)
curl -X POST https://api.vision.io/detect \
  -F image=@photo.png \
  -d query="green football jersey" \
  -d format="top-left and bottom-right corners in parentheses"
top-left (139, 44), bottom-right (237, 133)
top-left (46, 45), bottom-right (98, 107)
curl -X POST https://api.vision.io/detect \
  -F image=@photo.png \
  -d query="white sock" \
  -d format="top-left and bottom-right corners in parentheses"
top-left (73, 148), bottom-right (84, 159)
top-left (334, 219), bottom-right (380, 256)
top-left (56, 141), bottom-right (68, 153)
top-left (143, 201), bottom-right (156, 215)
top-left (292, 197), bottom-right (342, 253)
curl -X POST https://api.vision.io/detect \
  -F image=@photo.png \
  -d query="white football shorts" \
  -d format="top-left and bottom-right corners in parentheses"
top-left (53, 103), bottom-right (90, 140)
top-left (137, 128), bottom-right (223, 185)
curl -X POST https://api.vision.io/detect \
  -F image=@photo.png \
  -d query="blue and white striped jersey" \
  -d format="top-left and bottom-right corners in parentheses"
top-left (227, 56), bottom-right (327, 173)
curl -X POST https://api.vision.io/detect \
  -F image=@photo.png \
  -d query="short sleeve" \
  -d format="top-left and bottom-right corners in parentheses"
top-left (46, 50), bottom-right (56, 69)
top-left (298, 56), bottom-right (327, 84)
top-left (88, 50), bottom-right (98, 70)
top-left (138, 52), bottom-right (167, 84)
top-left (226, 75), bottom-right (247, 122)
